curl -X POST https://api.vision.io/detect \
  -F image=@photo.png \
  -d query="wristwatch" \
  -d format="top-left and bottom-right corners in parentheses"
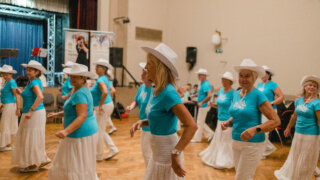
top-left (171, 148), bottom-right (181, 155)
top-left (256, 126), bottom-right (262, 133)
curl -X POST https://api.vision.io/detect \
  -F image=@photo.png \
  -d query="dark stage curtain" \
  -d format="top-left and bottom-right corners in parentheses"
top-left (69, 0), bottom-right (97, 30)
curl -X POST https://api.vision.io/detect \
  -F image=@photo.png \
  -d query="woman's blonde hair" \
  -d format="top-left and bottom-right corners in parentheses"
top-left (148, 54), bottom-right (176, 94)
top-left (300, 80), bottom-right (319, 97)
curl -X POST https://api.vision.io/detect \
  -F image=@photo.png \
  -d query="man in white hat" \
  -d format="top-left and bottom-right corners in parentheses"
top-left (191, 68), bottom-right (214, 142)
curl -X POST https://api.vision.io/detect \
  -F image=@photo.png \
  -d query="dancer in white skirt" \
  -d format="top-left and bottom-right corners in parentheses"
top-left (106, 69), bottom-right (117, 134)
top-left (221, 59), bottom-right (280, 180)
top-left (47, 63), bottom-right (99, 180)
top-left (257, 65), bottom-right (284, 157)
top-left (127, 62), bottom-right (153, 167)
top-left (0, 65), bottom-right (20, 152)
top-left (130, 43), bottom-right (197, 180)
top-left (91, 59), bottom-right (119, 161)
top-left (274, 75), bottom-right (320, 180)
top-left (199, 72), bottom-right (235, 169)
top-left (191, 68), bottom-right (214, 142)
top-left (12, 60), bottom-right (50, 173)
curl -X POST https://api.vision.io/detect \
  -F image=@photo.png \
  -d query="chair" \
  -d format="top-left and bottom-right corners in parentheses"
top-left (44, 93), bottom-right (58, 123)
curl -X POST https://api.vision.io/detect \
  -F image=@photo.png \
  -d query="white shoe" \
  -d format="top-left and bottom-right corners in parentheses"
top-left (190, 139), bottom-right (201, 143)
top-left (39, 158), bottom-right (51, 168)
top-left (105, 149), bottom-right (119, 160)
top-left (263, 146), bottom-right (276, 157)
top-left (0, 147), bottom-right (12, 152)
top-left (108, 127), bottom-right (117, 135)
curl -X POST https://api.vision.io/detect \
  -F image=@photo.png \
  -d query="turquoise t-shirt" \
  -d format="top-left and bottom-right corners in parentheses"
top-left (134, 83), bottom-right (153, 131)
top-left (198, 80), bottom-right (211, 108)
top-left (229, 88), bottom-right (268, 143)
top-left (295, 97), bottom-right (320, 135)
top-left (62, 77), bottom-right (73, 96)
top-left (147, 84), bottom-right (182, 135)
top-left (21, 78), bottom-right (45, 113)
top-left (91, 75), bottom-right (112, 107)
top-left (216, 88), bottom-right (235, 121)
top-left (64, 87), bottom-right (98, 138)
top-left (1, 79), bottom-right (17, 104)
top-left (257, 81), bottom-right (278, 109)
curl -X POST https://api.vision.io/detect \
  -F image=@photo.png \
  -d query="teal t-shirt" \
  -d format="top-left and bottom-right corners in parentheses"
top-left (198, 80), bottom-right (211, 108)
top-left (62, 77), bottom-right (73, 96)
top-left (229, 88), bottom-right (268, 143)
top-left (134, 84), bottom-right (153, 131)
top-left (91, 75), bottom-right (112, 107)
top-left (21, 78), bottom-right (45, 113)
top-left (257, 81), bottom-right (278, 109)
top-left (216, 88), bottom-right (235, 121)
top-left (295, 97), bottom-right (320, 135)
top-left (147, 84), bottom-right (182, 135)
top-left (1, 79), bottom-right (17, 104)
top-left (64, 87), bottom-right (98, 138)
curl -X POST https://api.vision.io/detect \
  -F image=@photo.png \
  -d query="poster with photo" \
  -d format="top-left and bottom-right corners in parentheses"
top-left (64, 29), bottom-right (90, 68)
top-left (89, 31), bottom-right (114, 72)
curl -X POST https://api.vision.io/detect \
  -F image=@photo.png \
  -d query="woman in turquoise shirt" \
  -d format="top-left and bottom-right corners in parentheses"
top-left (257, 65), bottom-right (284, 157)
top-left (0, 65), bottom-right (20, 152)
top-left (91, 59), bottom-right (119, 161)
top-left (222, 59), bottom-right (280, 180)
top-left (200, 71), bottom-right (235, 169)
top-left (130, 43), bottom-right (197, 180)
top-left (61, 61), bottom-right (74, 101)
top-left (47, 63), bottom-right (99, 180)
top-left (127, 62), bottom-right (153, 167)
top-left (12, 60), bottom-right (50, 173)
top-left (275, 75), bottom-right (320, 180)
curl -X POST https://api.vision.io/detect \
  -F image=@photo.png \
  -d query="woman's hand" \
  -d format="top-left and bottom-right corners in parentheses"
top-left (221, 121), bottom-right (230, 130)
top-left (171, 154), bottom-right (186, 177)
top-left (47, 112), bottom-right (57, 118)
top-left (284, 127), bottom-right (291, 138)
top-left (126, 105), bottom-right (133, 113)
top-left (25, 111), bottom-right (33, 119)
top-left (240, 127), bottom-right (257, 141)
top-left (130, 121), bottom-right (143, 137)
top-left (16, 109), bottom-right (21, 117)
top-left (55, 129), bottom-right (68, 139)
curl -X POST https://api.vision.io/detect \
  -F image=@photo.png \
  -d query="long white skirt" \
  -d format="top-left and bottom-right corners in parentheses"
top-left (200, 120), bottom-right (234, 169)
top-left (274, 133), bottom-right (320, 180)
top-left (48, 133), bottom-right (99, 180)
top-left (11, 109), bottom-right (48, 168)
top-left (0, 103), bottom-right (18, 147)
top-left (144, 133), bottom-right (184, 180)
top-left (141, 130), bottom-right (152, 167)
top-left (232, 140), bottom-right (265, 180)
top-left (94, 103), bottom-right (117, 160)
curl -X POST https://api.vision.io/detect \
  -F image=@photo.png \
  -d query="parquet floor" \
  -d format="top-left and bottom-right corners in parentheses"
top-left (0, 116), bottom-right (319, 180)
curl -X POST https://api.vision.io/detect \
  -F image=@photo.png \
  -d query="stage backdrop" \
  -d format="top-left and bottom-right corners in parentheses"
top-left (64, 28), bottom-right (113, 72)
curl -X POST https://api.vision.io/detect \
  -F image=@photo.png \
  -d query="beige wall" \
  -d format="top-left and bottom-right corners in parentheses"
top-left (100, 0), bottom-right (320, 96)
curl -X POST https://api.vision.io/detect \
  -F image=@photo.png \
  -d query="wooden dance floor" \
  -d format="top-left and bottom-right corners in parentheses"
top-left (0, 116), bottom-right (319, 180)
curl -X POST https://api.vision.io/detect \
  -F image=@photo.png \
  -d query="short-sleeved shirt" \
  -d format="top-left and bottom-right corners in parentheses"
top-left (257, 81), bottom-right (278, 109)
top-left (64, 87), bottom-right (98, 138)
top-left (91, 75), bottom-right (112, 107)
top-left (147, 84), bottom-right (182, 135)
top-left (216, 88), bottom-right (235, 121)
top-left (21, 78), bottom-right (45, 113)
top-left (1, 79), bottom-right (17, 104)
top-left (62, 77), bottom-right (73, 96)
top-left (134, 83), bottom-right (153, 131)
top-left (229, 88), bottom-right (268, 143)
top-left (295, 97), bottom-right (320, 135)
top-left (198, 80), bottom-right (212, 108)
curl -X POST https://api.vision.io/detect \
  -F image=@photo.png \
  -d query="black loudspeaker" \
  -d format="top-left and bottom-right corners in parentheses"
top-left (186, 47), bottom-right (197, 70)
top-left (109, 47), bottom-right (123, 67)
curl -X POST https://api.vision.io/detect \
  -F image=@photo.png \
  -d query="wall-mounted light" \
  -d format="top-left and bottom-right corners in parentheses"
top-left (113, 16), bottom-right (130, 24)
top-left (211, 30), bottom-right (222, 46)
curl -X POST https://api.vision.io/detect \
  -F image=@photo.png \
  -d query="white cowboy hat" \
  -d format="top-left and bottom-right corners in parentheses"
top-left (63, 63), bottom-right (97, 79)
top-left (221, 71), bottom-right (234, 82)
top-left (234, 58), bottom-right (265, 77)
top-left (21, 60), bottom-right (47, 73)
top-left (262, 65), bottom-right (274, 76)
top-left (93, 58), bottom-right (114, 70)
top-left (107, 69), bottom-right (113, 79)
top-left (141, 43), bottom-right (179, 77)
top-left (139, 62), bottom-right (146, 69)
top-left (0, 65), bottom-right (17, 74)
top-left (300, 75), bottom-right (320, 88)
top-left (62, 61), bottom-right (75, 68)
top-left (195, 68), bottom-right (209, 76)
